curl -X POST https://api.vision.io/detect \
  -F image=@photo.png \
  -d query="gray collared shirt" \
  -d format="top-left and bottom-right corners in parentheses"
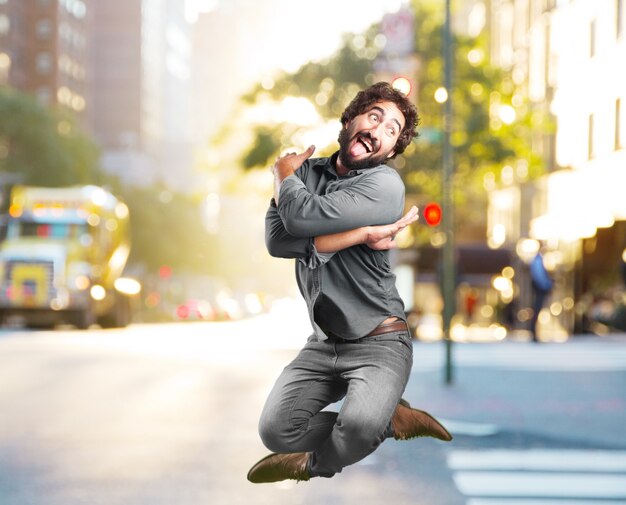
top-left (265, 152), bottom-right (407, 341)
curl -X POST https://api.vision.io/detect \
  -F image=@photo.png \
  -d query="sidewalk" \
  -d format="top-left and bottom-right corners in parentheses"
top-left (405, 336), bottom-right (626, 449)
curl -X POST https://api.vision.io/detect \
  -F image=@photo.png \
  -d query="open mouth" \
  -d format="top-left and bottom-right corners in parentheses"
top-left (357, 136), bottom-right (373, 153)
top-left (349, 134), bottom-right (376, 156)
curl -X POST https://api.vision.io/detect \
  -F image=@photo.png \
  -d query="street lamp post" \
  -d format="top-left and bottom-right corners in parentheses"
top-left (442, 0), bottom-right (455, 385)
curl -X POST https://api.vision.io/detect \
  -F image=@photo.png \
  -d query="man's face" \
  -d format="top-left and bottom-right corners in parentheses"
top-left (338, 100), bottom-right (405, 171)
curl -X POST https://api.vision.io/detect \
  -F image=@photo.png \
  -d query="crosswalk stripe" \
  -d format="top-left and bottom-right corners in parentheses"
top-left (437, 420), bottom-right (500, 437)
top-left (448, 449), bottom-right (626, 472)
top-left (453, 472), bottom-right (626, 499)
top-left (466, 500), bottom-right (622, 505)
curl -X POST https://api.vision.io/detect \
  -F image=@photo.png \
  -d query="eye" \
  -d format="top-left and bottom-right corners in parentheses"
top-left (386, 125), bottom-right (397, 137)
top-left (368, 113), bottom-right (380, 123)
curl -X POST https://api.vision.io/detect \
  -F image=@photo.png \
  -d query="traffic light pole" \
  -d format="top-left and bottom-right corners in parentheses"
top-left (442, 0), bottom-right (455, 385)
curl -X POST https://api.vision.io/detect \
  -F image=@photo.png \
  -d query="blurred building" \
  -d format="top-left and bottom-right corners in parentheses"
top-left (0, 0), bottom-right (91, 124)
top-left (487, 0), bottom-right (626, 336)
top-left (191, 5), bottom-right (246, 146)
top-left (0, 0), bottom-right (196, 191)
top-left (92, 0), bottom-right (194, 190)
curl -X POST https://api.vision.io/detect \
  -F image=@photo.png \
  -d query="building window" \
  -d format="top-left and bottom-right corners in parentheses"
top-left (35, 52), bottom-right (52, 74)
top-left (0, 14), bottom-right (9, 36)
top-left (36, 19), bottom-right (52, 40)
top-left (590, 20), bottom-right (596, 58)
top-left (618, 0), bottom-right (624, 38)
top-left (617, 99), bottom-right (623, 150)
top-left (588, 113), bottom-right (594, 159)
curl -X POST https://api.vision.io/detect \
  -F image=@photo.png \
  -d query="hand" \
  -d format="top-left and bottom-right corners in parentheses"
top-left (365, 206), bottom-right (419, 251)
top-left (272, 145), bottom-right (315, 203)
top-left (272, 145), bottom-right (316, 182)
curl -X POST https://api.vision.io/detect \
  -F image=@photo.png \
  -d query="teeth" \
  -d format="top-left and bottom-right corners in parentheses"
top-left (358, 138), bottom-right (372, 152)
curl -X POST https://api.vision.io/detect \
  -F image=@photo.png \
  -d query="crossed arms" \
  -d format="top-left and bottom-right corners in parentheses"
top-left (265, 146), bottom-right (418, 262)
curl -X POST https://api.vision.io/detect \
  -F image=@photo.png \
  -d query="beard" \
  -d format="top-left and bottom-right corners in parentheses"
top-left (337, 127), bottom-right (391, 171)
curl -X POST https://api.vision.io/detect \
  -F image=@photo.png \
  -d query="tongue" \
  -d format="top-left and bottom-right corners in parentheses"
top-left (350, 140), bottom-right (368, 156)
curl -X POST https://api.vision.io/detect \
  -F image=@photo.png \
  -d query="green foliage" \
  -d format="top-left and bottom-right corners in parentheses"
top-left (242, 26), bottom-right (383, 125)
top-left (0, 87), bottom-right (216, 277)
top-left (0, 86), bottom-right (100, 186)
top-left (226, 3), bottom-right (552, 243)
top-left (109, 181), bottom-right (217, 275)
top-left (241, 126), bottom-right (282, 169)
top-left (401, 0), bottom-right (552, 239)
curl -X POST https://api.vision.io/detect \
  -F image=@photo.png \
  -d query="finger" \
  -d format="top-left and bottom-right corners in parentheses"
top-left (397, 210), bottom-right (418, 226)
top-left (295, 144), bottom-right (315, 162)
top-left (406, 213), bottom-right (419, 224)
top-left (396, 207), bottom-right (417, 224)
top-left (397, 215), bottom-right (414, 226)
top-left (403, 206), bottom-right (419, 223)
top-left (405, 205), bottom-right (419, 220)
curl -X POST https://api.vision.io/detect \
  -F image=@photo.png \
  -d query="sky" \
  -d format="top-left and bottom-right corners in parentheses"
top-left (188, 0), bottom-right (409, 141)
top-left (189, 0), bottom-right (407, 76)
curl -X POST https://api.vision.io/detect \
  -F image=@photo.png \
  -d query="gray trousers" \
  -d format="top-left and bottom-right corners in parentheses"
top-left (258, 330), bottom-right (413, 477)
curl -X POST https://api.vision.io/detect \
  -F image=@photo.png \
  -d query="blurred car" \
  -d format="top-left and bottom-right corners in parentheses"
top-left (175, 298), bottom-right (216, 321)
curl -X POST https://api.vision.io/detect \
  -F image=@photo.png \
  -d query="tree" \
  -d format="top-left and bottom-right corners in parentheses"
top-left (237, 25), bottom-right (382, 169)
top-left (0, 87), bottom-right (218, 277)
top-left (403, 2), bottom-right (550, 241)
top-left (103, 179), bottom-right (218, 275)
top-left (0, 86), bottom-right (100, 188)
top-left (224, 1), bottom-right (551, 244)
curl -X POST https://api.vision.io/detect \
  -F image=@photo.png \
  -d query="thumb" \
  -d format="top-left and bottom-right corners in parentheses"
top-left (297, 145), bottom-right (315, 161)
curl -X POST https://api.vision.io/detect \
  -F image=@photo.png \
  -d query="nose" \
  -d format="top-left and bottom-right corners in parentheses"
top-left (367, 123), bottom-right (382, 141)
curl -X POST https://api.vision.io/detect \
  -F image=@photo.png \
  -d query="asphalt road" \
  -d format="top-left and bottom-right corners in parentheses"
top-left (0, 309), bottom-right (625, 505)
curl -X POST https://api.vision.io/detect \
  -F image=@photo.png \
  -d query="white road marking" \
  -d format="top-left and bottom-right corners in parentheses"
top-left (453, 471), bottom-right (626, 499)
top-left (448, 449), bottom-right (626, 472)
top-left (467, 500), bottom-right (622, 505)
top-left (437, 419), bottom-right (500, 437)
top-left (448, 449), bottom-right (626, 503)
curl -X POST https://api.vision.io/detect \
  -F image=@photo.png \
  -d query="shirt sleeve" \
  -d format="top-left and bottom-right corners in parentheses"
top-left (265, 200), bottom-right (335, 268)
top-left (276, 169), bottom-right (405, 238)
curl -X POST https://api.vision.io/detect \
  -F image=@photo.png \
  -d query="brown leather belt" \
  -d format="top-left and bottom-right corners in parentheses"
top-left (366, 320), bottom-right (408, 337)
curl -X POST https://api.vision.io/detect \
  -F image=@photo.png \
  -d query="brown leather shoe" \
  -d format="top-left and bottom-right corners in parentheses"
top-left (391, 399), bottom-right (453, 441)
top-left (247, 452), bottom-right (311, 483)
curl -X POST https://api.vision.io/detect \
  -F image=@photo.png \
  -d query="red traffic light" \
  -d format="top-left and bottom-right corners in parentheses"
top-left (423, 202), bottom-right (442, 226)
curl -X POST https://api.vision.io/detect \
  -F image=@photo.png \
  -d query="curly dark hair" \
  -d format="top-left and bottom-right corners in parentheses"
top-left (340, 82), bottom-right (419, 157)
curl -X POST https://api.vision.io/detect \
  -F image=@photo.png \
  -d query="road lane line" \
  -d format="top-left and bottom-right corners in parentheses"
top-left (467, 500), bottom-right (625, 505)
top-left (437, 420), bottom-right (500, 437)
top-left (453, 472), bottom-right (626, 498)
top-left (448, 449), bottom-right (626, 472)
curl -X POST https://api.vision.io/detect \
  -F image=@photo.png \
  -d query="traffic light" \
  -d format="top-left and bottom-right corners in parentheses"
top-left (423, 202), bottom-right (442, 226)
